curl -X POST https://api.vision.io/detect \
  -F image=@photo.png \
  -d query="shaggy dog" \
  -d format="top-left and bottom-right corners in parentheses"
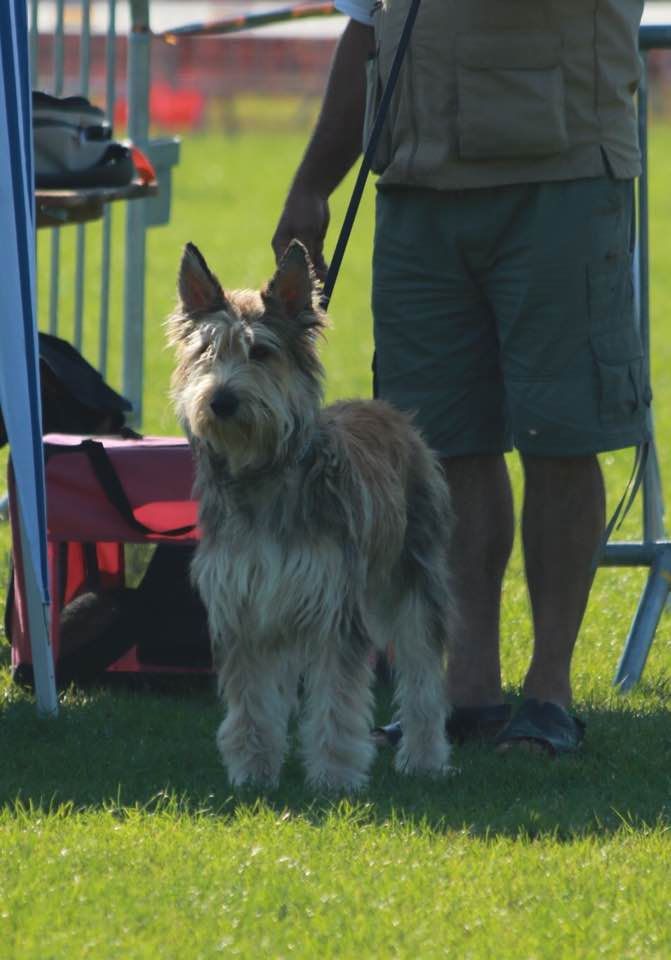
top-left (167, 240), bottom-right (454, 791)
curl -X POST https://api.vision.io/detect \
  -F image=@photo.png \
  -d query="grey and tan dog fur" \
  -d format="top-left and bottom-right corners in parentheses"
top-left (167, 239), bottom-right (454, 791)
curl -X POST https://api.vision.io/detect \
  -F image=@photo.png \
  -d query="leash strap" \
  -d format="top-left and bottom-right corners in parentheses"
top-left (80, 439), bottom-right (196, 538)
top-left (591, 440), bottom-right (650, 573)
top-left (321, 0), bottom-right (423, 309)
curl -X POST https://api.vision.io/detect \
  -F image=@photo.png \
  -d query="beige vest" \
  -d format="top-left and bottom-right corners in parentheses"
top-left (364, 0), bottom-right (644, 189)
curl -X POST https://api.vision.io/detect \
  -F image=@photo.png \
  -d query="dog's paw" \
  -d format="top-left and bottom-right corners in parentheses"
top-left (227, 767), bottom-right (281, 791)
top-left (305, 765), bottom-right (370, 794)
top-left (218, 743), bottom-right (282, 790)
top-left (222, 751), bottom-right (282, 790)
top-left (217, 718), bottom-right (285, 789)
top-left (394, 740), bottom-right (452, 779)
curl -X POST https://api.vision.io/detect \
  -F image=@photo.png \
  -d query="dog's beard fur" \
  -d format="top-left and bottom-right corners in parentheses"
top-left (168, 240), bottom-right (455, 792)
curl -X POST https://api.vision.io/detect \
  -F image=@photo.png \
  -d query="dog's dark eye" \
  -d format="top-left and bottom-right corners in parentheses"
top-left (249, 344), bottom-right (273, 363)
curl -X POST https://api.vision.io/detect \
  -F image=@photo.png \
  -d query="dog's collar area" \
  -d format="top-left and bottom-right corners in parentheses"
top-left (211, 434), bottom-right (316, 490)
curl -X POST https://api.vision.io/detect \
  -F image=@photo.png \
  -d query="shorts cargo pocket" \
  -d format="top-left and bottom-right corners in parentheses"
top-left (363, 54), bottom-right (391, 174)
top-left (588, 255), bottom-right (646, 427)
top-left (590, 328), bottom-right (645, 428)
top-left (456, 31), bottom-right (568, 160)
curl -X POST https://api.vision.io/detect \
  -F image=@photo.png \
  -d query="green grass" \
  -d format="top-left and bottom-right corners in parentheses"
top-left (2, 123), bottom-right (671, 958)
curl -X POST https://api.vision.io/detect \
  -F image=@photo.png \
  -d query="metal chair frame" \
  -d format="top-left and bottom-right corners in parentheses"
top-left (29, 0), bottom-right (179, 423)
top-left (601, 24), bottom-right (671, 689)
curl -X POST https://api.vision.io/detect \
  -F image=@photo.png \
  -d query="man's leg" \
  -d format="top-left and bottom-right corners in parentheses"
top-left (520, 453), bottom-right (605, 708)
top-left (441, 453), bottom-right (514, 708)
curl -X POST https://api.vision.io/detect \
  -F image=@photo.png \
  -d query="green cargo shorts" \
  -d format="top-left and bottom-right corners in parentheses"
top-left (372, 178), bottom-right (651, 457)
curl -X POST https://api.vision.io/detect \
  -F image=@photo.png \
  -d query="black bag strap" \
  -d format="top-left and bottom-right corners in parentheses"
top-left (80, 438), bottom-right (196, 538)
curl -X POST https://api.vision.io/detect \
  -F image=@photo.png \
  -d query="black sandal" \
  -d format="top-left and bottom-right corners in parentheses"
top-left (494, 699), bottom-right (585, 756)
top-left (372, 703), bottom-right (512, 747)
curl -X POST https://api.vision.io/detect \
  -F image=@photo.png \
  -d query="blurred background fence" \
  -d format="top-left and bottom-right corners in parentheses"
top-left (31, 1), bottom-right (348, 134)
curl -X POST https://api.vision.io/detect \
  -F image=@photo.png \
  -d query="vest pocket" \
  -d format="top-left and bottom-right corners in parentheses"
top-left (456, 31), bottom-right (568, 161)
top-left (363, 54), bottom-right (392, 174)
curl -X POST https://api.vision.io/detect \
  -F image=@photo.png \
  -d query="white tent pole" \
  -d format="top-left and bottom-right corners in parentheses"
top-left (16, 498), bottom-right (58, 716)
top-left (1, 0), bottom-right (58, 716)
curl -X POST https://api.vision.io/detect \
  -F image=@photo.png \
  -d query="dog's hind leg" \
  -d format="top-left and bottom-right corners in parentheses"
top-left (391, 586), bottom-right (452, 777)
top-left (215, 640), bottom-right (293, 789)
top-left (299, 616), bottom-right (376, 793)
top-left (388, 460), bottom-right (454, 778)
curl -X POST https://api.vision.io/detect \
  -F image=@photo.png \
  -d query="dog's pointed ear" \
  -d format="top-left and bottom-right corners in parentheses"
top-left (265, 240), bottom-right (319, 320)
top-left (178, 243), bottom-right (228, 315)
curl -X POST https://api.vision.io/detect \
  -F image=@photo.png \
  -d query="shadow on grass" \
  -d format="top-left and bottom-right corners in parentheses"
top-left (1, 673), bottom-right (670, 840)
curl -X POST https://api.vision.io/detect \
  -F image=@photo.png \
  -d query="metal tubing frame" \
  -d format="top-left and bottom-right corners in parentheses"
top-left (123, 0), bottom-right (151, 425)
top-left (73, 0), bottom-right (91, 352)
top-left (31, 0), bottom-right (152, 414)
top-left (48, 0), bottom-right (65, 336)
top-left (601, 24), bottom-right (671, 690)
top-left (98, 0), bottom-right (118, 377)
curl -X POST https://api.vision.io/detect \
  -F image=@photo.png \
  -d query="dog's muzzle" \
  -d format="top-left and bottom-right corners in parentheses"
top-left (210, 388), bottom-right (240, 420)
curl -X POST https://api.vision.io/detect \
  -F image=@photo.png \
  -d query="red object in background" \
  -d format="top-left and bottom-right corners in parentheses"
top-left (131, 146), bottom-right (156, 185)
top-left (115, 83), bottom-right (206, 131)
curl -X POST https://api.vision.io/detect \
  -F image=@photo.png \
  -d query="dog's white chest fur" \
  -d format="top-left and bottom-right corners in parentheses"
top-left (193, 482), bottom-right (346, 646)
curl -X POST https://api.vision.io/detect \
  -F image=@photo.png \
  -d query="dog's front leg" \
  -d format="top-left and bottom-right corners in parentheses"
top-left (214, 637), bottom-right (293, 789)
top-left (299, 620), bottom-right (375, 793)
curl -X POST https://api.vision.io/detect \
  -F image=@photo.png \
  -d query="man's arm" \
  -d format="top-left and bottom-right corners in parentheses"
top-left (272, 19), bottom-right (375, 275)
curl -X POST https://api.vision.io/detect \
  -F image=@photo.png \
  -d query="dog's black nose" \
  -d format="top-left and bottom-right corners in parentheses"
top-left (210, 388), bottom-right (239, 419)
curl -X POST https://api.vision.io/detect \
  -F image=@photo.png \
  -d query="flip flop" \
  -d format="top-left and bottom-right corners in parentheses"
top-left (372, 703), bottom-right (512, 747)
top-left (494, 698), bottom-right (585, 756)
